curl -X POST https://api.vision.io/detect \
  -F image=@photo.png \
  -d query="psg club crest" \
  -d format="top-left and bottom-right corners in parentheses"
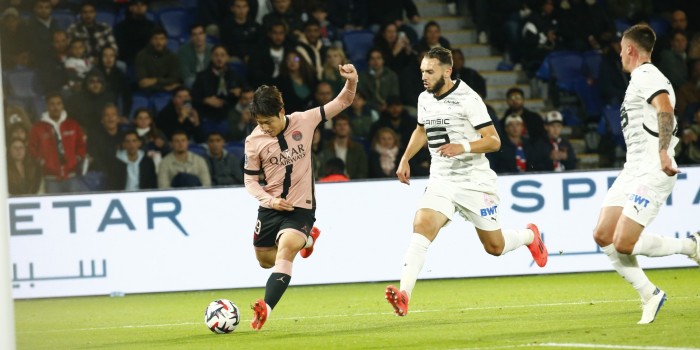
top-left (292, 130), bottom-right (302, 141)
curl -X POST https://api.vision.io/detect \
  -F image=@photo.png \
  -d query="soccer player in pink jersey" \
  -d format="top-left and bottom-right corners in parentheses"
top-left (244, 63), bottom-right (358, 330)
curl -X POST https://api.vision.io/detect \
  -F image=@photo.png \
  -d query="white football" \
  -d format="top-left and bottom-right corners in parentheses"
top-left (204, 299), bottom-right (240, 334)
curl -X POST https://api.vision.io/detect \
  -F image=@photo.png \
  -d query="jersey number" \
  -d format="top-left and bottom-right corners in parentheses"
top-left (426, 127), bottom-right (450, 148)
top-left (620, 106), bottom-right (629, 130)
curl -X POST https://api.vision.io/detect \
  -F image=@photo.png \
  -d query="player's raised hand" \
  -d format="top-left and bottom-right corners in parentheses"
top-left (338, 64), bottom-right (358, 82)
top-left (396, 160), bottom-right (411, 185)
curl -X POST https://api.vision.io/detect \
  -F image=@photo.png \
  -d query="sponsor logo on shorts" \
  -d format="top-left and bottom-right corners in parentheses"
top-left (628, 194), bottom-right (650, 208)
top-left (480, 205), bottom-right (498, 217)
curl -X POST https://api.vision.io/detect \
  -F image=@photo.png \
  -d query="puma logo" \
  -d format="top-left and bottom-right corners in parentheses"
top-left (277, 276), bottom-right (286, 283)
top-left (634, 205), bottom-right (641, 214)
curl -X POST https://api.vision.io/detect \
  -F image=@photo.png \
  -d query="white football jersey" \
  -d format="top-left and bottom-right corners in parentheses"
top-left (417, 79), bottom-right (497, 187)
top-left (621, 63), bottom-right (678, 175)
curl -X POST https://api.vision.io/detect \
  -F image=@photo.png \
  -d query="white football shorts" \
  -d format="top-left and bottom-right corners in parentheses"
top-left (418, 179), bottom-right (501, 231)
top-left (602, 169), bottom-right (676, 226)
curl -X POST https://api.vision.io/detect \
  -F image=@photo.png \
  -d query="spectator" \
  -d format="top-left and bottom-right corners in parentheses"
top-left (662, 10), bottom-right (696, 51)
top-left (220, 0), bottom-right (261, 62)
top-left (66, 70), bottom-right (115, 136)
top-left (37, 30), bottom-right (70, 93)
top-left (114, 0), bottom-right (155, 65)
top-left (204, 131), bottom-right (243, 186)
top-left (7, 123), bottom-right (29, 143)
top-left (262, 0), bottom-right (303, 38)
top-left (367, 0), bottom-right (420, 37)
top-left (197, 0), bottom-right (228, 37)
top-left (321, 47), bottom-right (349, 95)
top-left (248, 20), bottom-right (295, 87)
top-left (657, 30), bottom-right (689, 91)
top-left (28, 93), bottom-right (87, 194)
top-left (26, 0), bottom-right (60, 63)
top-left (311, 126), bottom-right (325, 179)
top-left (309, 2), bottom-right (336, 46)
top-left (319, 115), bottom-right (368, 179)
top-left (0, 7), bottom-right (28, 69)
top-left (369, 95), bottom-right (417, 146)
top-left (318, 157), bottom-right (350, 183)
top-left (66, 1), bottom-right (117, 59)
top-left (178, 23), bottom-right (213, 88)
top-left (520, 0), bottom-right (560, 76)
top-left (451, 48), bottom-right (487, 99)
top-left (95, 46), bottom-right (132, 120)
top-left (398, 49), bottom-right (426, 107)
top-left (369, 127), bottom-right (401, 178)
top-left (358, 48), bottom-right (400, 111)
top-left (606, 0), bottom-right (652, 25)
top-left (7, 137), bottom-right (42, 196)
top-left (273, 50), bottom-right (318, 114)
top-left (327, 0), bottom-right (368, 31)
top-left (501, 87), bottom-right (545, 143)
top-left (135, 26), bottom-right (182, 92)
top-left (156, 87), bottom-right (205, 143)
top-left (4, 104), bottom-right (33, 138)
top-left (598, 31), bottom-right (628, 106)
top-left (489, 114), bottom-right (538, 174)
top-left (227, 87), bottom-right (256, 141)
top-left (413, 20), bottom-right (451, 53)
top-left (374, 22), bottom-right (415, 74)
top-left (86, 104), bottom-right (122, 187)
top-left (114, 130), bottom-right (158, 190)
top-left (675, 105), bottom-right (700, 164)
top-left (64, 38), bottom-right (93, 90)
top-left (677, 59), bottom-right (700, 122)
top-left (531, 111), bottom-right (576, 171)
top-left (192, 45), bottom-right (244, 123)
top-left (296, 18), bottom-right (327, 80)
top-left (346, 90), bottom-right (379, 140)
top-left (312, 81), bottom-right (334, 108)
top-left (158, 130), bottom-right (211, 188)
top-left (557, 0), bottom-right (613, 52)
top-left (132, 107), bottom-right (168, 166)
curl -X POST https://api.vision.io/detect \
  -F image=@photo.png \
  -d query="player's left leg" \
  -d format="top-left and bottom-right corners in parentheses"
top-left (251, 229), bottom-right (307, 331)
top-left (474, 224), bottom-right (547, 267)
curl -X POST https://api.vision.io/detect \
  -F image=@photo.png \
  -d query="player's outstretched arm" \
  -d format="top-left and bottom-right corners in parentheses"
top-left (323, 64), bottom-right (359, 121)
top-left (651, 93), bottom-right (680, 176)
top-left (397, 125), bottom-right (427, 185)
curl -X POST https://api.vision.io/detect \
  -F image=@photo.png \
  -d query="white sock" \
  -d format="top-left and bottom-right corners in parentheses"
top-left (266, 303), bottom-right (272, 316)
top-left (399, 233), bottom-right (431, 299)
top-left (500, 228), bottom-right (535, 255)
top-left (631, 234), bottom-right (695, 257)
top-left (304, 235), bottom-right (314, 248)
top-left (602, 244), bottom-right (656, 302)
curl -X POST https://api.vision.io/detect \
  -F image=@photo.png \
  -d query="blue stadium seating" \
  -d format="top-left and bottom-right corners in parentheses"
top-left (188, 143), bottom-right (207, 156)
top-left (53, 10), bottom-right (76, 30)
top-left (150, 92), bottom-right (173, 114)
top-left (548, 51), bottom-right (584, 92)
top-left (158, 8), bottom-right (195, 41)
top-left (598, 104), bottom-right (625, 148)
top-left (202, 119), bottom-right (230, 137)
top-left (5, 69), bottom-right (39, 98)
top-left (649, 16), bottom-right (670, 39)
top-left (166, 37), bottom-right (181, 53)
top-left (95, 11), bottom-right (116, 27)
top-left (129, 93), bottom-right (151, 119)
top-left (228, 61), bottom-right (248, 80)
top-left (225, 142), bottom-right (245, 160)
top-left (342, 30), bottom-right (375, 71)
top-left (582, 50), bottom-right (602, 81)
top-left (614, 19), bottom-right (631, 34)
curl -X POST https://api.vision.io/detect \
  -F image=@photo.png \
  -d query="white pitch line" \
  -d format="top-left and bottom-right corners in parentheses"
top-left (536, 343), bottom-right (700, 350)
top-left (18, 296), bottom-right (699, 334)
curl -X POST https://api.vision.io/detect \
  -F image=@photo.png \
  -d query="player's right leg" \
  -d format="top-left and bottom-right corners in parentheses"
top-left (386, 208), bottom-right (449, 316)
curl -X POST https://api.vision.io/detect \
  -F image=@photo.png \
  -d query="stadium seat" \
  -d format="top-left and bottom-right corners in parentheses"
top-left (180, 0), bottom-right (198, 9)
top-left (52, 10), bottom-right (76, 30)
top-left (614, 19), bottom-right (631, 34)
top-left (342, 30), bottom-right (375, 71)
top-left (129, 93), bottom-right (151, 119)
top-left (227, 61), bottom-right (248, 80)
top-left (649, 16), bottom-right (670, 39)
top-left (225, 142), bottom-right (245, 160)
top-left (573, 79), bottom-right (604, 118)
top-left (158, 8), bottom-right (194, 41)
top-left (598, 104), bottom-right (625, 148)
top-left (166, 37), bottom-right (181, 53)
top-left (95, 10), bottom-right (116, 27)
top-left (188, 143), bottom-right (207, 156)
top-left (5, 69), bottom-right (39, 98)
top-left (150, 92), bottom-right (173, 114)
top-left (582, 50), bottom-right (602, 81)
top-left (547, 51), bottom-right (584, 92)
top-left (202, 119), bottom-right (230, 136)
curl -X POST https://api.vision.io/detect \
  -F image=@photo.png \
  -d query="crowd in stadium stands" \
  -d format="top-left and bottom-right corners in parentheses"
top-left (2, 0), bottom-right (700, 196)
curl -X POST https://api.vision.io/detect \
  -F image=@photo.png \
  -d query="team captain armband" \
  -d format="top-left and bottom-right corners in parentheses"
top-left (459, 141), bottom-right (471, 154)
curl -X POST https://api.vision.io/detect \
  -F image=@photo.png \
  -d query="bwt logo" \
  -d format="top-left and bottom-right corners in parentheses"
top-left (629, 194), bottom-right (650, 207)
top-left (480, 205), bottom-right (498, 216)
top-left (9, 197), bottom-right (189, 236)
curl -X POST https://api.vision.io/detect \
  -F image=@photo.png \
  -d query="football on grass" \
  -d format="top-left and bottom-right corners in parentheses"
top-left (204, 299), bottom-right (240, 333)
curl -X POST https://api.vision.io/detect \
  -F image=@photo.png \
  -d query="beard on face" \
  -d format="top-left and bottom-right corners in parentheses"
top-left (427, 75), bottom-right (446, 94)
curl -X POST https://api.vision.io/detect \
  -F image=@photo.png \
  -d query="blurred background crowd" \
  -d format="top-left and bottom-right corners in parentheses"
top-left (2, 0), bottom-right (699, 196)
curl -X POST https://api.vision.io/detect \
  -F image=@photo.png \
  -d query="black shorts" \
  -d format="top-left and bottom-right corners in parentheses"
top-left (253, 207), bottom-right (316, 248)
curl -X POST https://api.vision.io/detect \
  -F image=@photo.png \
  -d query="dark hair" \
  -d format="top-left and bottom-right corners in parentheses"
top-left (323, 157), bottom-right (346, 176)
top-left (122, 130), bottom-right (140, 141)
top-left (279, 50), bottom-right (315, 85)
top-left (332, 114), bottom-right (350, 127)
top-left (250, 85), bottom-right (284, 118)
top-left (150, 25), bottom-right (168, 38)
top-left (132, 107), bottom-right (152, 120)
top-left (80, 1), bottom-right (96, 10)
top-left (303, 18), bottom-right (321, 30)
top-left (210, 44), bottom-right (228, 54)
top-left (423, 20), bottom-right (441, 35)
top-left (425, 46), bottom-right (452, 67)
top-left (623, 24), bottom-right (656, 53)
top-left (45, 92), bottom-right (62, 102)
top-left (189, 22), bottom-right (205, 34)
top-left (102, 103), bottom-right (118, 116)
top-left (506, 87), bottom-right (525, 98)
top-left (366, 47), bottom-right (385, 62)
top-left (207, 131), bottom-right (224, 139)
top-left (171, 130), bottom-right (189, 140)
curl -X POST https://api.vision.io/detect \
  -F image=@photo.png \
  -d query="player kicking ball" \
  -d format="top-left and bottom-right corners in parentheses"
top-left (385, 47), bottom-right (547, 317)
top-left (243, 63), bottom-right (358, 330)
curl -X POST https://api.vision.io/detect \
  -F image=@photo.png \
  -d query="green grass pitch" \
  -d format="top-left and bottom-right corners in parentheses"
top-left (15, 268), bottom-right (700, 349)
